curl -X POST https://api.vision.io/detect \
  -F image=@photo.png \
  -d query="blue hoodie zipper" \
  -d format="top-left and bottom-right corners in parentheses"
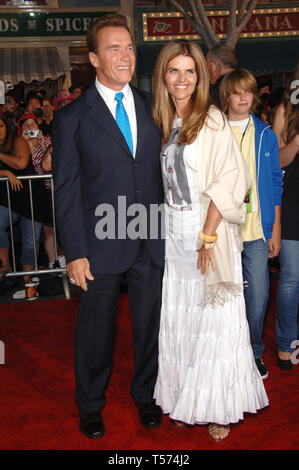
top-left (256, 123), bottom-right (271, 242)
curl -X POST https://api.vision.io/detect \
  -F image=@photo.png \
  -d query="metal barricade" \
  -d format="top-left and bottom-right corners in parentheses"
top-left (0, 173), bottom-right (70, 300)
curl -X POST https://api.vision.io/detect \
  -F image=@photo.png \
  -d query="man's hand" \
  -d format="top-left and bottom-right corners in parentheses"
top-left (67, 257), bottom-right (94, 291)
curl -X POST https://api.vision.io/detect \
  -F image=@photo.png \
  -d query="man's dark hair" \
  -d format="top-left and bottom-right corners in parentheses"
top-left (6, 90), bottom-right (19, 103)
top-left (25, 91), bottom-right (42, 108)
top-left (208, 45), bottom-right (237, 69)
top-left (87, 14), bottom-right (132, 53)
top-left (69, 84), bottom-right (81, 94)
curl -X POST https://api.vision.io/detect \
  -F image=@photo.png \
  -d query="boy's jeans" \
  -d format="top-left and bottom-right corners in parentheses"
top-left (242, 238), bottom-right (269, 359)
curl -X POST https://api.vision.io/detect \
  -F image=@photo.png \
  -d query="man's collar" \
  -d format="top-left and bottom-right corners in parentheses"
top-left (95, 78), bottom-right (131, 99)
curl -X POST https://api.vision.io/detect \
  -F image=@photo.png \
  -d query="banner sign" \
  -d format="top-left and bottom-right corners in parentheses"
top-left (141, 7), bottom-right (299, 42)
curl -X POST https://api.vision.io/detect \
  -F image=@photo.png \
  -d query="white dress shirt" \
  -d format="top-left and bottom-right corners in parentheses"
top-left (95, 78), bottom-right (137, 158)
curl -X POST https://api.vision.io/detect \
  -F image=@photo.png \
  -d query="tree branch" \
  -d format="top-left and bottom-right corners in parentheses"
top-left (226, 0), bottom-right (237, 46)
top-left (194, 0), bottom-right (219, 47)
top-left (237, 0), bottom-right (249, 22)
top-left (168, 0), bottom-right (203, 33)
top-left (167, 0), bottom-right (258, 50)
top-left (236, 0), bottom-right (258, 34)
top-left (168, 0), bottom-right (218, 48)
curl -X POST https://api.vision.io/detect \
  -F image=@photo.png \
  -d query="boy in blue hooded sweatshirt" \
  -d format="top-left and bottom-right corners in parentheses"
top-left (220, 69), bottom-right (282, 379)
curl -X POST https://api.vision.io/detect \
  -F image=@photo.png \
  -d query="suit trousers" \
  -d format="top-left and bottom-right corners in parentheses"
top-left (74, 240), bottom-right (163, 415)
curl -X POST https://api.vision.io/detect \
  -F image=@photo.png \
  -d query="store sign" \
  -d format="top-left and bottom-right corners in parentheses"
top-left (141, 7), bottom-right (299, 41)
top-left (0, 11), bottom-right (115, 36)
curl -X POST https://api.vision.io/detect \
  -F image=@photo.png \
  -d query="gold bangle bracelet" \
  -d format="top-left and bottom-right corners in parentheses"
top-left (199, 231), bottom-right (218, 243)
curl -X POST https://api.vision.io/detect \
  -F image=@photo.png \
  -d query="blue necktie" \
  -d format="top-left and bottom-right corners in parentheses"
top-left (115, 92), bottom-right (133, 155)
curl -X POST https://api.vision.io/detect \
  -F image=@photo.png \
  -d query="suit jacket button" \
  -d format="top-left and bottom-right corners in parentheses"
top-left (136, 190), bottom-right (141, 195)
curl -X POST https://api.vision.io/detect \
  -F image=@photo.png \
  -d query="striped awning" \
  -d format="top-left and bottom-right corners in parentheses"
top-left (0, 47), bottom-right (66, 85)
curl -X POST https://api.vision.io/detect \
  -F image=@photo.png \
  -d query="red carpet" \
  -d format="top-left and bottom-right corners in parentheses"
top-left (0, 279), bottom-right (298, 450)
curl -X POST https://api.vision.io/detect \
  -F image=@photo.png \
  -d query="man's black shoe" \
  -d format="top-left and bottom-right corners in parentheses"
top-left (79, 412), bottom-right (105, 439)
top-left (138, 403), bottom-right (162, 429)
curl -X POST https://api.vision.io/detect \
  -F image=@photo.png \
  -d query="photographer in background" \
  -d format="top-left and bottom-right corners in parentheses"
top-left (20, 112), bottom-right (50, 165)
top-left (18, 113), bottom-right (61, 275)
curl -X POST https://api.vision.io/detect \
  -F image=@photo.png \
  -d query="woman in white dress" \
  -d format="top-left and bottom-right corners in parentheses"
top-left (152, 40), bottom-right (269, 442)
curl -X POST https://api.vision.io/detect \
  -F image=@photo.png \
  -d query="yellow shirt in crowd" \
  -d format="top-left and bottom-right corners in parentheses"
top-left (229, 116), bottom-right (264, 242)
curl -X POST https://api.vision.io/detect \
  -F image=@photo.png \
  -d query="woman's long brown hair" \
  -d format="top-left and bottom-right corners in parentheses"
top-left (0, 114), bottom-right (16, 154)
top-left (153, 40), bottom-right (211, 146)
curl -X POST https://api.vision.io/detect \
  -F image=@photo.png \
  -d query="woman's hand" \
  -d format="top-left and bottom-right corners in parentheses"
top-left (41, 146), bottom-right (52, 173)
top-left (21, 129), bottom-right (30, 142)
top-left (6, 170), bottom-right (23, 191)
top-left (197, 247), bottom-right (216, 275)
top-left (268, 233), bottom-right (281, 258)
top-left (22, 129), bottom-right (36, 154)
top-left (268, 205), bottom-right (281, 258)
top-left (37, 130), bottom-right (46, 152)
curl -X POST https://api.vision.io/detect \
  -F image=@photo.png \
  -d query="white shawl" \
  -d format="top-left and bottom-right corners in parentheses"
top-left (184, 105), bottom-right (251, 305)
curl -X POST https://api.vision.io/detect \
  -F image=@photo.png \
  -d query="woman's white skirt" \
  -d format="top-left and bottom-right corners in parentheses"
top-left (154, 207), bottom-right (269, 425)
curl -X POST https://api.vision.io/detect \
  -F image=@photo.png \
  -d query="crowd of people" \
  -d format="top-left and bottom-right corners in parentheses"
top-left (0, 13), bottom-right (298, 443)
top-left (0, 82), bottom-right (86, 299)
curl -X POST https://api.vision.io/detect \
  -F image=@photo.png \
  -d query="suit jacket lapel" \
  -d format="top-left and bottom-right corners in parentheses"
top-left (131, 87), bottom-right (148, 160)
top-left (85, 84), bottom-right (132, 157)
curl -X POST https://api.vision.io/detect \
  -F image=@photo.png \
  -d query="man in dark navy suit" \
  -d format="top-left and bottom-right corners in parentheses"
top-left (52, 14), bottom-right (164, 439)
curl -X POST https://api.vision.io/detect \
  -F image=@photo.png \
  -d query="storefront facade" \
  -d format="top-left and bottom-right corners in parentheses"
top-left (0, 0), bottom-right (121, 99)
top-left (1, 1), bottom-right (298, 98)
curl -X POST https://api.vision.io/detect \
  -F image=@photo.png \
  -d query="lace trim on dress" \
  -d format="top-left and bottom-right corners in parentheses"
top-left (203, 281), bottom-right (244, 308)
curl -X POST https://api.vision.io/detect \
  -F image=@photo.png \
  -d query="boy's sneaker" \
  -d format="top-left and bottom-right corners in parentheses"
top-left (255, 358), bottom-right (268, 379)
